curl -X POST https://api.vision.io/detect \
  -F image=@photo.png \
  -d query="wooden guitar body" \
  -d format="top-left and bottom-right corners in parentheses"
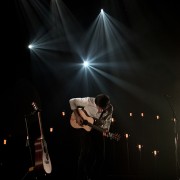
top-left (70, 110), bottom-right (94, 131)
top-left (70, 108), bottom-right (120, 141)
top-left (34, 138), bottom-right (52, 174)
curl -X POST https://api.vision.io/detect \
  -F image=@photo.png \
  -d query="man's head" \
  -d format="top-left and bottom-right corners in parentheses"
top-left (95, 94), bottom-right (110, 111)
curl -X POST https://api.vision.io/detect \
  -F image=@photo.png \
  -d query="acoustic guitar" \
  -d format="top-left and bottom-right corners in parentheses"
top-left (32, 102), bottom-right (52, 174)
top-left (70, 108), bottom-right (120, 141)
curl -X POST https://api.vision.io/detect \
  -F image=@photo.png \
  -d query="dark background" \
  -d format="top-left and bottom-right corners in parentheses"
top-left (1, 0), bottom-right (180, 179)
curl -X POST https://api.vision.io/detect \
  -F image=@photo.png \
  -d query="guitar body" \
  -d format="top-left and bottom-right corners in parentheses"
top-left (34, 138), bottom-right (52, 174)
top-left (70, 109), bottom-right (94, 131)
top-left (70, 109), bottom-right (120, 141)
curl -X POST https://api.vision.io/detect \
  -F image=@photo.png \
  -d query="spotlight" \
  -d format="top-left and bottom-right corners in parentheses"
top-left (28, 44), bottom-right (34, 49)
top-left (83, 61), bottom-right (89, 68)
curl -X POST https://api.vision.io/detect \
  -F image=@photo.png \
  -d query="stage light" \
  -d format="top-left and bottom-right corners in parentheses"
top-left (3, 139), bottom-right (7, 145)
top-left (83, 61), bottom-right (89, 68)
top-left (152, 150), bottom-right (159, 157)
top-left (125, 133), bottom-right (129, 139)
top-left (156, 115), bottom-right (160, 120)
top-left (28, 44), bottom-right (34, 49)
top-left (137, 144), bottom-right (143, 151)
top-left (50, 127), bottom-right (53, 132)
top-left (111, 117), bottom-right (114, 122)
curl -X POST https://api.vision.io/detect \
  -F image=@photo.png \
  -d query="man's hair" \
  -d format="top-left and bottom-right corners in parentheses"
top-left (95, 94), bottom-right (110, 109)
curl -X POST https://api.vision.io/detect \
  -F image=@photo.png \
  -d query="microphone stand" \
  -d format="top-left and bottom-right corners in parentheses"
top-left (164, 95), bottom-right (180, 180)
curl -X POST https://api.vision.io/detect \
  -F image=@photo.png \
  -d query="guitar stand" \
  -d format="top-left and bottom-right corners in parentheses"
top-left (20, 115), bottom-right (36, 180)
top-left (21, 103), bottom-right (52, 179)
top-left (21, 168), bottom-right (48, 180)
top-left (20, 167), bottom-right (36, 180)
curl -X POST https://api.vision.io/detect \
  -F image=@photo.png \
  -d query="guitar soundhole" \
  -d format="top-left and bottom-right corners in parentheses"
top-left (83, 120), bottom-right (88, 125)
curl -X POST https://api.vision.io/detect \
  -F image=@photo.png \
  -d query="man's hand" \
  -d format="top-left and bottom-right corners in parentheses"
top-left (76, 115), bottom-right (84, 126)
top-left (103, 129), bottom-right (109, 137)
top-left (74, 109), bottom-right (84, 126)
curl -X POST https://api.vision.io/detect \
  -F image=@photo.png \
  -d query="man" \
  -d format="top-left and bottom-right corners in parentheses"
top-left (69, 93), bottom-right (113, 180)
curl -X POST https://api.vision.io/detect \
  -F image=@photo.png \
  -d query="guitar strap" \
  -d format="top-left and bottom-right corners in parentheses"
top-left (99, 103), bottom-right (112, 120)
top-left (94, 110), bottom-right (105, 126)
top-left (95, 104), bottom-right (112, 126)
top-left (99, 110), bottom-right (105, 121)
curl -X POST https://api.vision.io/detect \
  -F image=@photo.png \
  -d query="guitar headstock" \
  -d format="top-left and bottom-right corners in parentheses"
top-left (108, 132), bottom-right (120, 141)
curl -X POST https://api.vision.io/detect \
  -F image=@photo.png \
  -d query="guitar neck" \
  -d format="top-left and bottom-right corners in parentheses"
top-left (32, 102), bottom-right (44, 138)
top-left (87, 122), bottom-right (117, 140)
top-left (87, 122), bottom-right (104, 133)
top-left (37, 111), bottom-right (44, 139)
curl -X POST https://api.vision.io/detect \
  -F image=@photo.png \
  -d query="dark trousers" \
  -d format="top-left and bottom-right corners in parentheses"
top-left (76, 129), bottom-right (106, 180)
